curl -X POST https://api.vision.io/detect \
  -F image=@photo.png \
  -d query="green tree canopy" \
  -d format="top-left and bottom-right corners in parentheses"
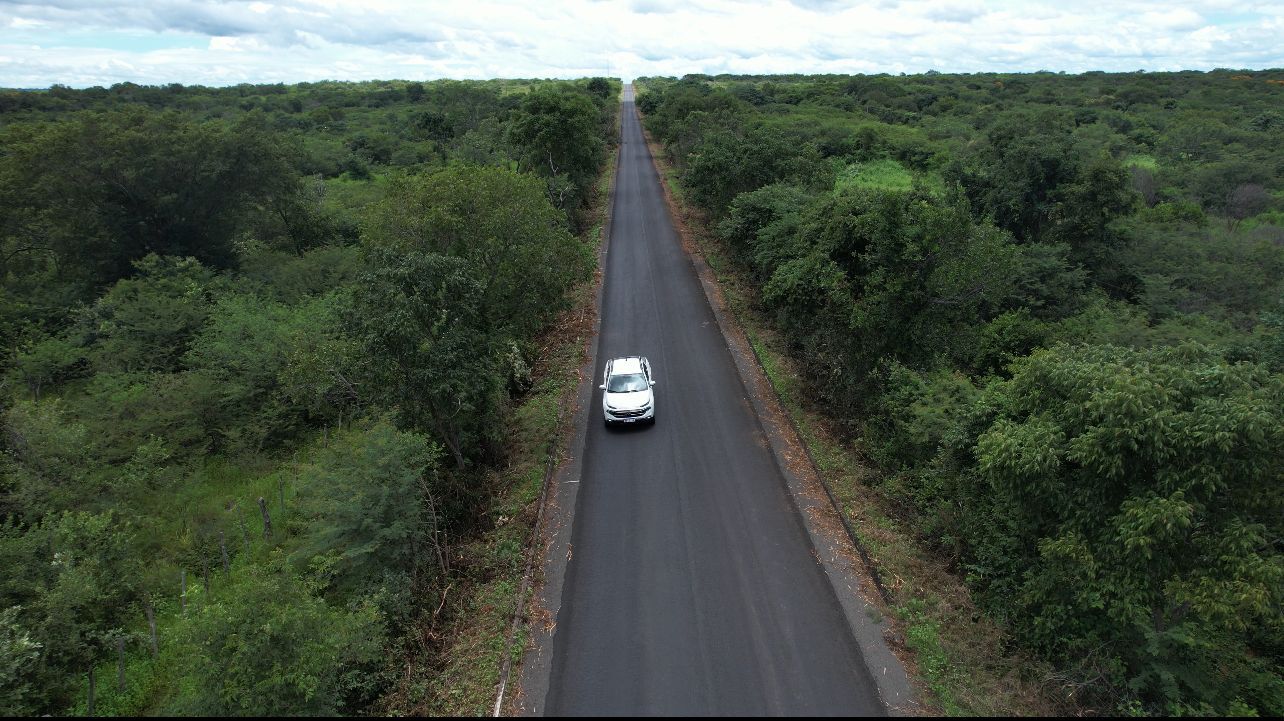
top-left (507, 85), bottom-right (606, 212)
top-left (360, 165), bottom-right (591, 341)
top-left (349, 248), bottom-right (498, 470)
top-left (0, 109), bottom-right (299, 290)
top-left (967, 343), bottom-right (1284, 714)
top-left (170, 563), bottom-right (383, 716)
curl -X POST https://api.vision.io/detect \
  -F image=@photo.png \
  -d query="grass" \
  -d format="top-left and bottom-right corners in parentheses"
top-left (836, 159), bottom-right (915, 192)
top-left (834, 158), bottom-right (947, 196)
top-left (70, 451), bottom-right (316, 715)
top-left (899, 599), bottom-right (966, 716)
top-left (1123, 154), bottom-right (1158, 170)
top-left (641, 119), bottom-right (1070, 716)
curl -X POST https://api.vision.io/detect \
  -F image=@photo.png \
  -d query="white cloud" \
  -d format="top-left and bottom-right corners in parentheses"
top-left (1139, 8), bottom-right (1203, 31)
top-left (0, 0), bottom-right (1279, 88)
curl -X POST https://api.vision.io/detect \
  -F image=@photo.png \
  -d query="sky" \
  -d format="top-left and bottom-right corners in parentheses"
top-left (1, 0), bottom-right (1282, 88)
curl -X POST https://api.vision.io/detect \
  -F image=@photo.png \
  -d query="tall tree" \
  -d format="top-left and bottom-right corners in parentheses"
top-left (349, 249), bottom-right (498, 469)
top-left (507, 86), bottom-right (605, 213)
top-left (360, 166), bottom-right (591, 341)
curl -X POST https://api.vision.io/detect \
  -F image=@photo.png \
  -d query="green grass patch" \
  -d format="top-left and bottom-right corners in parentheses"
top-left (834, 159), bottom-right (946, 195)
top-left (899, 599), bottom-right (966, 716)
top-left (836, 159), bottom-right (915, 192)
top-left (1122, 153), bottom-right (1158, 170)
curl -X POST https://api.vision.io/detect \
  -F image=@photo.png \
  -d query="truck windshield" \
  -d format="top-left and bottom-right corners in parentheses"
top-left (607, 373), bottom-right (648, 393)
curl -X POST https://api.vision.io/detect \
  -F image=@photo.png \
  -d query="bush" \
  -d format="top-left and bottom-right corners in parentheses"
top-left (169, 561), bottom-right (383, 715)
top-left (290, 422), bottom-right (444, 595)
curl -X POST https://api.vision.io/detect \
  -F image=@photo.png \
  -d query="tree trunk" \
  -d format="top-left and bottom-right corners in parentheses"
top-left (429, 415), bottom-right (467, 470)
top-left (219, 531), bottom-right (230, 575)
top-left (87, 665), bottom-right (95, 717)
top-left (201, 553), bottom-right (210, 595)
top-left (181, 569), bottom-right (187, 612)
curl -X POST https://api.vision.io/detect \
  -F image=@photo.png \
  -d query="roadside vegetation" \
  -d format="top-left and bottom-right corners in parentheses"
top-left (637, 71), bottom-right (1284, 716)
top-left (0, 76), bottom-right (619, 715)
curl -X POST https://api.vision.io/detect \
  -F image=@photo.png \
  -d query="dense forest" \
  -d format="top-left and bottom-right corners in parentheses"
top-left (636, 70), bottom-right (1283, 716)
top-left (0, 76), bottom-right (619, 714)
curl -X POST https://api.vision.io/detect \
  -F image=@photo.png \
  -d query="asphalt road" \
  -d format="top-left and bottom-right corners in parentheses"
top-left (543, 86), bottom-right (884, 716)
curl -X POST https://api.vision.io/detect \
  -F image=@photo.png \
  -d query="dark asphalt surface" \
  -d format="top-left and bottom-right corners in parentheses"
top-left (543, 87), bottom-right (884, 716)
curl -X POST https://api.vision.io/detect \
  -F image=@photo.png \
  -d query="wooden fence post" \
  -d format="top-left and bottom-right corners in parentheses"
top-left (201, 553), bottom-right (210, 595)
top-left (239, 510), bottom-right (250, 551)
top-left (116, 636), bottom-right (126, 692)
top-left (258, 497), bottom-right (273, 539)
top-left (143, 599), bottom-right (158, 658)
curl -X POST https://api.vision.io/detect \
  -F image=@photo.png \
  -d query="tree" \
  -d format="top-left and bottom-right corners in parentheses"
top-left (683, 124), bottom-right (825, 216)
top-left (1226, 184), bottom-right (1269, 229)
top-left (0, 606), bottom-right (42, 716)
top-left (586, 77), bottom-right (613, 101)
top-left (966, 343), bottom-right (1284, 713)
top-left (718, 183), bottom-right (814, 279)
top-left (1188, 160), bottom-right (1269, 219)
top-left (507, 85), bottom-right (605, 213)
top-left (82, 255), bottom-right (221, 374)
top-left (2, 399), bottom-right (92, 516)
top-left (7, 334), bottom-right (83, 401)
top-left (349, 249), bottom-right (499, 470)
top-left (171, 563), bottom-right (383, 716)
top-left (0, 512), bottom-right (138, 715)
top-left (0, 109), bottom-right (299, 289)
top-left (763, 187), bottom-right (1019, 407)
top-left (1129, 165), bottom-right (1158, 207)
top-left (290, 422), bottom-right (445, 594)
top-left (360, 166), bottom-right (591, 341)
top-left (947, 108), bottom-right (1078, 243)
top-left (1047, 152), bottom-right (1138, 291)
top-left (275, 292), bottom-right (364, 427)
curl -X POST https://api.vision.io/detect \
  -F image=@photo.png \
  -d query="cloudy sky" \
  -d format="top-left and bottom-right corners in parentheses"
top-left (1, 0), bottom-right (1282, 88)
